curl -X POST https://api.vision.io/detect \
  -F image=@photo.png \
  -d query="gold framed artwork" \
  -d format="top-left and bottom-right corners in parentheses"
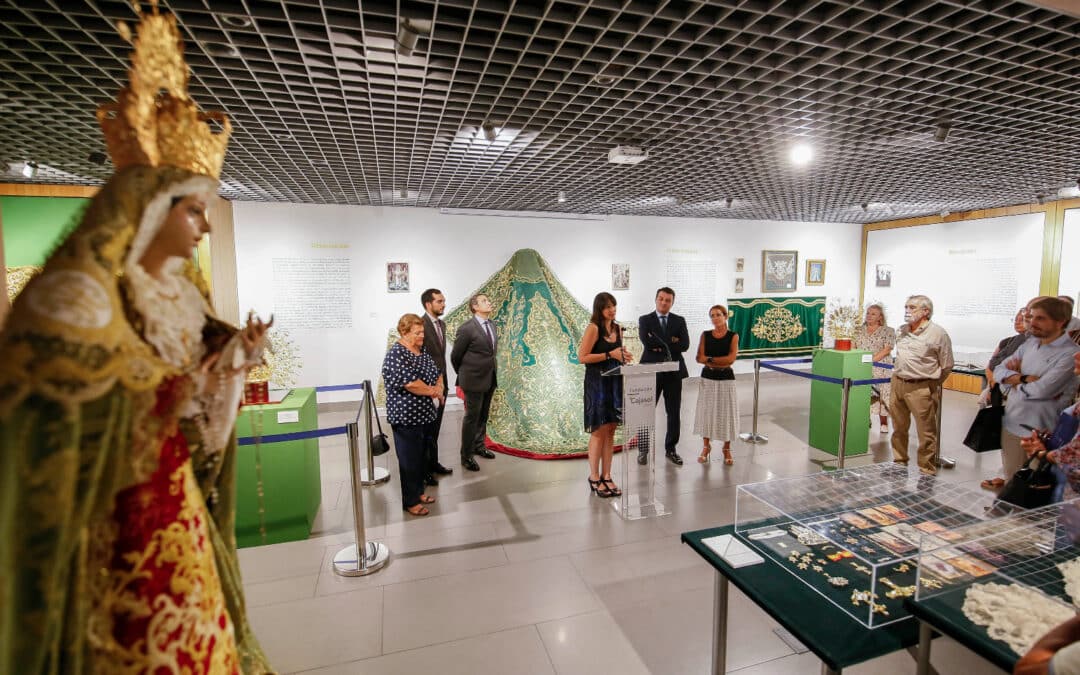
top-left (806, 259), bottom-right (826, 286)
top-left (761, 250), bottom-right (798, 293)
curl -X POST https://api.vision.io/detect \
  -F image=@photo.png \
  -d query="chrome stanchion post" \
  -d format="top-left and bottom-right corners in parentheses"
top-left (359, 379), bottom-right (391, 485)
top-left (933, 381), bottom-right (956, 469)
top-left (333, 419), bottom-right (389, 577)
top-left (739, 359), bottom-right (768, 444)
top-left (837, 377), bottom-right (851, 470)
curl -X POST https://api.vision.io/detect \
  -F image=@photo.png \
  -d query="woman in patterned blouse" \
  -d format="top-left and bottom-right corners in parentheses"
top-left (382, 314), bottom-right (444, 516)
top-left (1021, 351), bottom-right (1080, 498)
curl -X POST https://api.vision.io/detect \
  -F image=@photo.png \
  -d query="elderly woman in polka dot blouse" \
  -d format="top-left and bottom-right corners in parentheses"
top-left (383, 313), bottom-right (444, 516)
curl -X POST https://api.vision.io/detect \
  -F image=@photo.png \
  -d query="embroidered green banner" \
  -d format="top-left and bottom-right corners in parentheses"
top-left (726, 296), bottom-right (825, 359)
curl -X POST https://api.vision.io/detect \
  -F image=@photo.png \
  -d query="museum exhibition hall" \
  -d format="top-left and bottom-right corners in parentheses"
top-left (3, 0), bottom-right (1080, 673)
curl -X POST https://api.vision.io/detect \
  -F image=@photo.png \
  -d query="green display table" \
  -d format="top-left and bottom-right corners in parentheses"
top-left (809, 349), bottom-right (872, 457)
top-left (234, 387), bottom-right (322, 548)
top-left (682, 524), bottom-right (926, 674)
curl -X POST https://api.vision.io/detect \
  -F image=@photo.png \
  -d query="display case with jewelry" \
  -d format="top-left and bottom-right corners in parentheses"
top-left (734, 463), bottom-right (1019, 627)
top-left (914, 498), bottom-right (1080, 657)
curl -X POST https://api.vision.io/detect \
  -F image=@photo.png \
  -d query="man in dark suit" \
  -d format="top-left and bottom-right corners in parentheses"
top-left (450, 293), bottom-right (498, 472)
top-left (638, 286), bottom-right (689, 465)
top-left (421, 288), bottom-right (454, 484)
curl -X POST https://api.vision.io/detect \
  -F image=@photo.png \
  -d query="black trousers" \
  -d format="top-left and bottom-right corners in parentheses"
top-left (654, 372), bottom-right (683, 452)
top-left (460, 387), bottom-right (494, 460)
top-left (392, 423), bottom-right (430, 508)
top-left (425, 393), bottom-right (447, 472)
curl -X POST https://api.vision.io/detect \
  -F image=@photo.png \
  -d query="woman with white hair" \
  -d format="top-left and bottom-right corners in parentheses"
top-left (854, 303), bottom-right (896, 432)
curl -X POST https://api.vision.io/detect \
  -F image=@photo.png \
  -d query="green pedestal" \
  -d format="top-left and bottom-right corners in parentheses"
top-left (809, 350), bottom-right (872, 457)
top-left (234, 387), bottom-right (322, 548)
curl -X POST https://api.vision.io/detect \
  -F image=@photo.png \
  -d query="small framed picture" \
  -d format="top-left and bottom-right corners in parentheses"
top-left (734, 277), bottom-right (744, 293)
top-left (761, 250), bottom-right (798, 293)
top-left (876, 264), bottom-right (892, 288)
top-left (386, 261), bottom-right (410, 293)
top-left (806, 259), bottom-right (825, 286)
top-left (612, 263), bottom-right (630, 291)
top-left (735, 257), bottom-right (745, 273)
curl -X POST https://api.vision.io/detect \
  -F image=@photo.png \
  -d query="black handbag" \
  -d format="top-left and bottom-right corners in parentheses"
top-left (366, 381), bottom-right (391, 456)
top-left (963, 384), bottom-right (1004, 452)
top-left (996, 454), bottom-right (1056, 509)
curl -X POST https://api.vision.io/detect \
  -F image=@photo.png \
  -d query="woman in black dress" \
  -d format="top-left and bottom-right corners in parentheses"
top-left (578, 292), bottom-right (633, 498)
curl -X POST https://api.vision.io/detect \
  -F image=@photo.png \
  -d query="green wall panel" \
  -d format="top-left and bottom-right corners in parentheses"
top-left (1, 196), bottom-right (89, 266)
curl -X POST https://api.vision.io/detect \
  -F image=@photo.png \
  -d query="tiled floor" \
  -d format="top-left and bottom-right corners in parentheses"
top-left (239, 374), bottom-right (1011, 674)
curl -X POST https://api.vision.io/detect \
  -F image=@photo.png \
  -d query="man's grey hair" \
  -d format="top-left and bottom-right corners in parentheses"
top-left (906, 295), bottom-right (934, 318)
top-left (468, 293), bottom-right (487, 313)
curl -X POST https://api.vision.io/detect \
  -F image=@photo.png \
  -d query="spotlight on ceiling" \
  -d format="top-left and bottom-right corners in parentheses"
top-left (860, 203), bottom-right (870, 211)
top-left (1036, 193), bottom-right (1048, 205)
top-left (933, 122), bottom-right (952, 143)
top-left (724, 197), bottom-right (734, 208)
top-left (788, 142), bottom-right (813, 166)
top-left (396, 19), bottom-right (421, 57)
top-left (21, 161), bottom-right (38, 179)
top-left (939, 210), bottom-right (951, 217)
top-left (87, 151), bottom-right (107, 165)
top-left (557, 191), bottom-right (567, 203)
top-left (592, 64), bottom-right (625, 86)
top-left (481, 123), bottom-right (498, 142)
top-left (400, 188), bottom-right (408, 199)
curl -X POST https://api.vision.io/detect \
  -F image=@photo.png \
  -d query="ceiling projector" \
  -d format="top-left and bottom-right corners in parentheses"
top-left (608, 145), bottom-right (648, 164)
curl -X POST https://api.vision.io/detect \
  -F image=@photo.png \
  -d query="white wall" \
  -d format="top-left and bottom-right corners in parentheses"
top-left (863, 213), bottom-right (1045, 364)
top-left (233, 203), bottom-right (863, 389)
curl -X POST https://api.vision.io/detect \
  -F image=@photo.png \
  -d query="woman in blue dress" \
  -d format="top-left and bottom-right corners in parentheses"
top-left (578, 292), bottom-right (633, 498)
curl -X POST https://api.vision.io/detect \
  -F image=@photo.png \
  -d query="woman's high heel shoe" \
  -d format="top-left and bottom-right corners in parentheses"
top-left (723, 448), bottom-right (734, 466)
top-left (698, 445), bottom-right (712, 463)
top-left (601, 477), bottom-right (622, 497)
top-left (588, 477), bottom-right (613, 498)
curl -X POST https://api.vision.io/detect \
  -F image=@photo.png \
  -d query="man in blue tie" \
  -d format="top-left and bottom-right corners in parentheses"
top-left (451, 293), bottom-right (499, 471)
top-left (638, 287), bottom-right (690, 465)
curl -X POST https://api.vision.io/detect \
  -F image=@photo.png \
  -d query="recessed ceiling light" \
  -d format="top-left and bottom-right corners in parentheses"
top-left (220, 14), bottom-right (252, 28)
top-left (592, 64), bottom-right (625, 86)
top-left (203, 43), bottom-right (240, 58)
top-left (789, 142), bottom-right (813, 166)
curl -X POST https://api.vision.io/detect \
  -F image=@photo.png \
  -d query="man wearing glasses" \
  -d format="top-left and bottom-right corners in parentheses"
top-left (890, 295), bottom-right (954, 474)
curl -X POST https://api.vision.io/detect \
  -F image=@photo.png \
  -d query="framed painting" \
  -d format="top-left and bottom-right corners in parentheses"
top-left (612, 263), bottom-right (630, 290)
top-left (761, 250), bottom-right (798, 293)
top-left (386, 261), bottom-right (410, 292)
top-left (876, 264), bottom-right (892, 288)
top-left (806, 259), bottom-right (826, 286)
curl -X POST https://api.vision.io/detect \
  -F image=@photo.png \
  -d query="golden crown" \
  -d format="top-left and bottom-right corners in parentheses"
top-left (96, 1), bottom-right (230, 178)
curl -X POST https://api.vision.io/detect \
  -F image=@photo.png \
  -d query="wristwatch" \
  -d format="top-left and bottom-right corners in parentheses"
top-left (1020, 374), bottom-right (1033, 384)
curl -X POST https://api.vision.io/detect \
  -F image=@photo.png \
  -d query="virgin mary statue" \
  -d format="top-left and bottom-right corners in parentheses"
top-left (0, 4), bottom-right (272, 673)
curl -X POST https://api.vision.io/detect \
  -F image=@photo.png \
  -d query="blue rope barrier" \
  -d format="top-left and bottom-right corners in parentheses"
top-left (315, 383), bottom-right (366, 392)
top-left (237, 425), bottom-right (347, 445)
top-left (760, 358), bottom-right (894, 387)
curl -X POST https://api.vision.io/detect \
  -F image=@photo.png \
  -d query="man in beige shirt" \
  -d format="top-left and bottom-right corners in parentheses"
top-left (890, 295), bottom-right (954, 474)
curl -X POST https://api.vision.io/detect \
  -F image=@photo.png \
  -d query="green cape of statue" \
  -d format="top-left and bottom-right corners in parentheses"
top-left (422, 249), bottom-right (639, 458)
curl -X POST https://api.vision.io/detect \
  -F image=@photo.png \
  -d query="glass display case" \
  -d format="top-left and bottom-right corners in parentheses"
top-left (913, 499), bottom-right (1080, 655)
top-left (734, 463), bottom-right (1019, 627)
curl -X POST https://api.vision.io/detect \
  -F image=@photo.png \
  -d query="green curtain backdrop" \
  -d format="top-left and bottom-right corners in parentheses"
top-left (727, 296), bottom-right (825, 359)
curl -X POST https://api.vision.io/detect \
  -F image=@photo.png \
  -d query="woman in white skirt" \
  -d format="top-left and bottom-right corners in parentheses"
top-left (694, 305), bottom-right (740, 465)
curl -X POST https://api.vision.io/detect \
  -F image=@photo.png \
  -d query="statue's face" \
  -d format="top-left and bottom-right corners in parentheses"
top-left (153, 194), bottom-right (209, 259)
